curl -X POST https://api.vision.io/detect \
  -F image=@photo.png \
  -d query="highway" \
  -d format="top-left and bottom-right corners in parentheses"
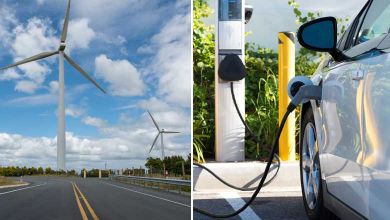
top-left (0, 176), bottom-right (190, 220)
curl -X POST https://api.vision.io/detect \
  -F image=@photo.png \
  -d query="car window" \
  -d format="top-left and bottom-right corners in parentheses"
top-left (356, 0), bottom-right (390, 45)
top-left (338, 0), bottom-right (370, 51)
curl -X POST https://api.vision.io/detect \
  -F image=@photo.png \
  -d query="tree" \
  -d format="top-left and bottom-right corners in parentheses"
top-left (37, 167), bottom-right (44, 175)
top-left (145, 157), bottom-right (163, 173)
top-left (45, 167), bottom-right (53, 175)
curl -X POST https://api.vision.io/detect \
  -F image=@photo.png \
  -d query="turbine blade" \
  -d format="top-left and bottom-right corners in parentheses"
top-left (147, 110), bottom-right (160, 131)
top-left (0, 51), bottom-right (58, 71)
top-left (63, 53), bottom-right (106, 93)
top-left (149, 133), bottom-right (160, 153)
top-left (61, 0), bottom-right (71, 42)
top-left (162, 131), bottom-right (180, 134)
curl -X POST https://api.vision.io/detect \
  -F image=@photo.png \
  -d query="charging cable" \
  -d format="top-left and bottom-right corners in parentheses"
top-left (193, 83), bottom-right (322, 218)
top-left (193, 81), bottom-right (281, 191)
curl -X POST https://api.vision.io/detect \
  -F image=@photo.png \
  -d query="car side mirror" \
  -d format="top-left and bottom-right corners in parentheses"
top-left (297, 17), bottom-right (347, 62)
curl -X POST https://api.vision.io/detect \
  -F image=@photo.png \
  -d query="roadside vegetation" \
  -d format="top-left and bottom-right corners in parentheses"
top-left (193, 0), bottom-right (348, 162)
top-left (0, 176), bottom-right (20, 186)
top-left (0, 154), bottom-right (191, 180)
top-left (0, 166), bottom-right (78, 176)
top-left (145, 154), bottom-right (191, 180)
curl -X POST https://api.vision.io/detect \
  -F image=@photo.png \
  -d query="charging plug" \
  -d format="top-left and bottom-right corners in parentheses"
top-left (288, 85), bottom-right (322, 112)
top-left (218, 54), bottom-right (246, 81)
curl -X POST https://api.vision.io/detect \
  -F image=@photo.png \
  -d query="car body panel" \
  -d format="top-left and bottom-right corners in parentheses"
top-left (307, 40), bottom-right (390, 219)
top-left (320, 58), bottom-right (369, 217)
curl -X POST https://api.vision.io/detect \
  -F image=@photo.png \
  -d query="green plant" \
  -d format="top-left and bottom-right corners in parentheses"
top-left (193, 0), bottom-right (216, 160)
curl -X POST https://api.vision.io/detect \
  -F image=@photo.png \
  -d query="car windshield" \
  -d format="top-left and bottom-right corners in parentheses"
top-left (357, 0), bottom-right (390, 44)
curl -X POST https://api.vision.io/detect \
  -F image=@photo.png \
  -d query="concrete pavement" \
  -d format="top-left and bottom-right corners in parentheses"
top-left (0, 176), bottom-right (190, 220)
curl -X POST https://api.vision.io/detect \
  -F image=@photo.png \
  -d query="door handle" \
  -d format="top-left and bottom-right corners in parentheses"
top-left (351, 69), bottom-right (365, 80)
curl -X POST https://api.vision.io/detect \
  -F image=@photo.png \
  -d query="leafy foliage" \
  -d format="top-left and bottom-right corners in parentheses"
top-left (0, 166), bottom-right (77, 176)
top-left (193, 0), bottom-right (215, 161)
top-left (145, 154), bottom-right (191, 176)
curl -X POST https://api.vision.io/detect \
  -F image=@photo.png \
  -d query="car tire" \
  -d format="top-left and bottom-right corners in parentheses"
top-left (300, 109), bottom-right (326, 219)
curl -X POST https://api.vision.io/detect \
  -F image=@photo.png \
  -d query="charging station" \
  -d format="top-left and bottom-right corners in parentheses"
top-left (195, 2), bottom-right (324, 217)
top-left (215, 0), bottom-right (245, 162)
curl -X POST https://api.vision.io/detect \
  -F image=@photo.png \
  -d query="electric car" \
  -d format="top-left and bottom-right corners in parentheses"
top-left (296, 0), bottom-right (390, 219)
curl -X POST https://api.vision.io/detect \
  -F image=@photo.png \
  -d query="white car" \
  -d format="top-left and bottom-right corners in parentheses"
top-left (296, 0), bottom-right (390, 219)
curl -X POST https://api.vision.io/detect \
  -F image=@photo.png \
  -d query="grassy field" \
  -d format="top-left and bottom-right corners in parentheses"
top-left (0, 176), bottom-right (20, 186)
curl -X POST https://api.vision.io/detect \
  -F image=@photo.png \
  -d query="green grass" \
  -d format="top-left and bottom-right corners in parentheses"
top-left (0, 176), bottom-right (19, 186)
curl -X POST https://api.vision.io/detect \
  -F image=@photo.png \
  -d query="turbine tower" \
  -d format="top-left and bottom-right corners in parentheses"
top-left (0, 0), bottom-right (106, 170)
top-left (147, 110), bottom-right (180, 160)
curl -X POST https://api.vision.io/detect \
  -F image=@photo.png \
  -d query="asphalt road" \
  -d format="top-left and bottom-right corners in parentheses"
top-left (193, 191), bottom-right (309, 220)
top-left (0, 176), bottom-right (190, 220)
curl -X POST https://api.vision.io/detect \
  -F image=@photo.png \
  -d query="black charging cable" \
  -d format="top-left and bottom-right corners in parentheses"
top-left (193, 82), bottom-right (281, 191)
top-left (193, 105), bottom-right (292, 218)
top-left (193, 82), bottom-right (322, 218)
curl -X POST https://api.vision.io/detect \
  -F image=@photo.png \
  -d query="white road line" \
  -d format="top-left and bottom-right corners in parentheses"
top-left (102, 182), bottom-right (191, 208)
top-left (0, 182), bottom-right (47, 196)
top-left (220, 192), bottom-right (261, 220)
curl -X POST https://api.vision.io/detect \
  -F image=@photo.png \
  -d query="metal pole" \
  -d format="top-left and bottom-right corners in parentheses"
top-left (161, 132), bottom-right (166, 177)
top-left (57, 51), bottom-right (66, 170)
top-left (181, 161), bottom-right (185, 177)
top-left (161, 132), bottom-right (165, 159)
top-left (278, 32), bottom-right (296, 161)
top-left (215, 0), bottom-right (245, 162)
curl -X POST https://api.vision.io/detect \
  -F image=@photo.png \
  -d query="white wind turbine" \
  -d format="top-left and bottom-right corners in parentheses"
top-left (147, 110), bottom-right (180, 160)
top-left (0, 0), bottom-right (106, 171)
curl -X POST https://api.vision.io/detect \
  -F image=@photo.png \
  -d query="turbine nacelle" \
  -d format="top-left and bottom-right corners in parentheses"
top-left (59, 42), bottom-right (66, 51)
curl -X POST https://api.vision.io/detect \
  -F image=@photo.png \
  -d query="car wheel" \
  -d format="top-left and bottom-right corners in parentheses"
top-left (300, 109), bottom-right (324, 219)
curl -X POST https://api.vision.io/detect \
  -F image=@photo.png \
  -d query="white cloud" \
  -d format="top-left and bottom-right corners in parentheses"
top-left (16, 61), bottom-right (51, 84)
top-left (0, 117), bottom-right (189, 169)
top-left (66, 105), bottom-right (85, 118)
top-left (137, 97), bottom-right (170, 112)
top-left (67, 18), bottom-right (96, 52)
top-left (71, 0), bottom-right (172, 39)
top-left (5, 93), bottom-right (57, 106)
top-left (0, 69), bottom-right (20, 81)
top-left (140, 9), bottom-right (191, 106)
top-left (0, 6), bottom-right (17, 51)
top-left (36, 0), bottom-right (45, 5)
top-left (15, 80), bottom-right (40, 94)
top-left (8, 17), bottom-right (57, 93)
top-left (48, 80), bottom-right (59, 93)
top-left (82, 116), bottom-right (107, 128)
top-left (12, 17), bottom-right (57, 58)
top-left (94, 54), bottom-right (145, 96)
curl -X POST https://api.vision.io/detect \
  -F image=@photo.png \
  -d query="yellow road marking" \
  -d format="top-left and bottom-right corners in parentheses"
top-left (74, 182), bottom-right (99, 220)
top-left (72, 182), bottom-right (88, 220)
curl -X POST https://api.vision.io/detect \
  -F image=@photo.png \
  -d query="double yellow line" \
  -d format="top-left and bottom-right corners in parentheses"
top-left (71, 182), bottom-right (99, 220)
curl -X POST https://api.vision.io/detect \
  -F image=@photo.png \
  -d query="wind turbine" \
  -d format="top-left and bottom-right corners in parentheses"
top-left (0, 0), bottom-right (106, 171)
top-left (147, 110), bottom-right (180, 160)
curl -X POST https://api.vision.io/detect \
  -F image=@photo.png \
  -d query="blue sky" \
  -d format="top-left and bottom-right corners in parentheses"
top-left (0, 0), bottom-right (191, 170)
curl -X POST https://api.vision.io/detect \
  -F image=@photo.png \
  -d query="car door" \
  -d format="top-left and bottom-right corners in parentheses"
top-left (352, 0), bottom-right (390, 218)
top-left (321, 0), bottom-right (390, 218)
top-left (319, 1), bottom-right (373, 217)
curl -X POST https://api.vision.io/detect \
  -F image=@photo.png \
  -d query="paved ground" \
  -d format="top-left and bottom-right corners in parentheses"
top-left (0, 176), bottom-right (190, 220)
top-left (193, 191), bottom-right (309, 220)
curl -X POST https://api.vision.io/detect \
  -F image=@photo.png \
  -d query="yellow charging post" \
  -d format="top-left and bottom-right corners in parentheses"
top-left (278, 32), bottom-right (296, 161)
